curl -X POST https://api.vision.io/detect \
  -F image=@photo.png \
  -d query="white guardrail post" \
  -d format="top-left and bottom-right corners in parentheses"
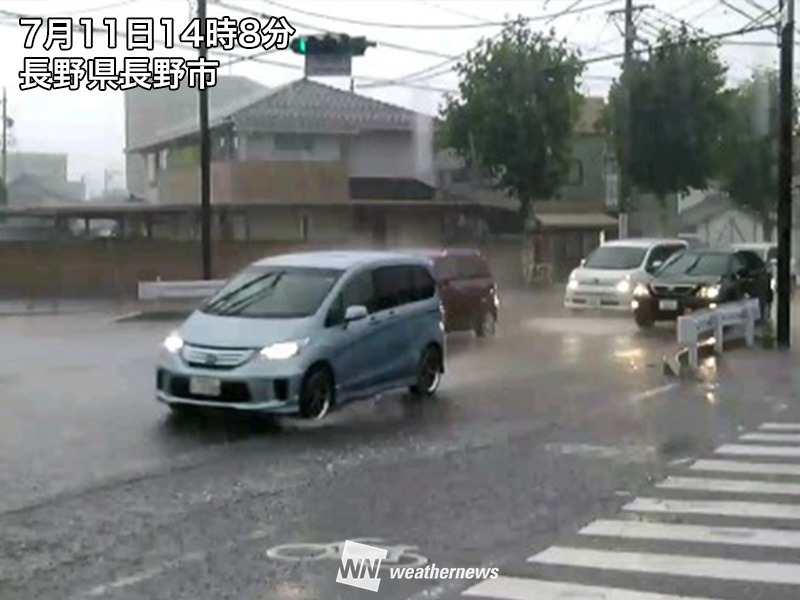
top-left (674, 299), bottom-right (760, 370)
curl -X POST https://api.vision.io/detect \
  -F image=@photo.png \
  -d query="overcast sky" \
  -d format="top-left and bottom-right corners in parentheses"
top-left (0, 0), bottom-right (782, 194)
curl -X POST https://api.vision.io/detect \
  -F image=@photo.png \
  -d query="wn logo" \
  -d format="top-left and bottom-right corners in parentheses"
top-left (336, 540), bottom-right (388, 592)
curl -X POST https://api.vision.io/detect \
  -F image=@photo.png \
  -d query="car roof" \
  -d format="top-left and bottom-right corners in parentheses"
top-left (251, 250), bottom-right (430, 270)
top-left (731, 242), bottom-right (774, 250)
top-left (601, 237), bottom-right (688, 248)
top-left (401, 247), bottom-right (484, 259)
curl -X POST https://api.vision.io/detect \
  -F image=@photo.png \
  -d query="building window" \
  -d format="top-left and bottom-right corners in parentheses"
top-left (159, 149), bottom-right (168, 170)
top-left (274, 134), bottom-right (314, 152)
top-left (568, 160), bottom-right (584, 185)
top-left (146, 153), bottom-right (157, 184)
top-left (299, 213), bottom-right (311, 241)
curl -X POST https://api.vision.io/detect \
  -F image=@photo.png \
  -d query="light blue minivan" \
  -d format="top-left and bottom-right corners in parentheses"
top-left (156, 251), bottom-right (445, 420)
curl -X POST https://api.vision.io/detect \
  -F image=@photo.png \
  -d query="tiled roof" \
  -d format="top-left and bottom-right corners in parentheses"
top-left (128, 79), bottom-right (421, 152)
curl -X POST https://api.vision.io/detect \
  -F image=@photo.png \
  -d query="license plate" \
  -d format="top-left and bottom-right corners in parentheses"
top-left (189, 376), bottom-right (221, 396)
top-left (659, 300), bottom-right (678, 311)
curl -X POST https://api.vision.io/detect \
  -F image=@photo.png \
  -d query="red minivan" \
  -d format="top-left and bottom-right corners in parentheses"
top-left (411, 249), bottom-right (499, 336)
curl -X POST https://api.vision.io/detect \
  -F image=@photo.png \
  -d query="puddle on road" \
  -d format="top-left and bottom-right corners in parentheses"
top-left (544, 443), bottom-right (656, 463)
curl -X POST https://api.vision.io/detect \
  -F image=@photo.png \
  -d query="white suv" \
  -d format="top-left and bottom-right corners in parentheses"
top-left (565, 238), bottom-right (688, 312)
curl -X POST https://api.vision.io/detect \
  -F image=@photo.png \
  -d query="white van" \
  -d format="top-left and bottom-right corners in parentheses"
top-left (564, 238), bottom-right (688, 312)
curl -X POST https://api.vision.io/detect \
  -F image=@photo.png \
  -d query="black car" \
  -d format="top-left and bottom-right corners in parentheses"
top-left (632, 249), bottom-right (772, 329)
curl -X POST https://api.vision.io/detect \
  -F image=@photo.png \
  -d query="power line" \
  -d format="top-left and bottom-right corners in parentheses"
top-left (259, 0), bottom-right (517, 30)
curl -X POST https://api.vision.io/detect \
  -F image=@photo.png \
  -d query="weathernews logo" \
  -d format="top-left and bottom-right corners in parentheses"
top-left (335, 539), bottom-right (500, 592)
top-left (336, 540), bottom-right (387, 592)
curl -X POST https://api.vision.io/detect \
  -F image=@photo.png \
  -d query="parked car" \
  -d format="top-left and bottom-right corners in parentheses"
top-left (407, 248), bottom-right (499, 337)
top-left (156, 251), bottom-right (445, 420)
top-left (631, 248), bottom-right (773, 328)
top-left (730, 242), bottom-right (797, 295)
top-left (564, 238), bottom-right (688, 312)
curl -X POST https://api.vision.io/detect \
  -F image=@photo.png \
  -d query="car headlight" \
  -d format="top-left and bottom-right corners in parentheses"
top-left (616, 280), bottom-right (631, 294)
top-left (163, 332), bottom-right (184, 353)
top-left (260, 338), bottom-right (309, 360)
top-left (633, 283), bottom-right (649, 297)
top-left (567, 279), bottom-right (579, 291)
top-left (698, 285), bottom-right (720, 299)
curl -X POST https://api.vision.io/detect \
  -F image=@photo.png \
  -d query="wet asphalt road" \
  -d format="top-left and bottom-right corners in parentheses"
top-left (0, 291), bottom-right (796, 600)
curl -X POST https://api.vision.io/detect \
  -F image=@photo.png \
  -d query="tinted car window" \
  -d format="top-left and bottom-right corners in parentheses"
top-left (411, 266), bottom-right (436, 301)
top-left (657, 252), bottom-right (732, 277)
top-left (202, 267), bottom-right (342, 318)
top-left (432, 256), bottom-right (460, 281)
top-left (767, 247), bottom-right (778, 262)
top-left (373, 265), bottom-right (415, 311)
top-left (459, 255), bottom-right (491, 278)
top-left (325, 269), bottom-right (375, 326)
top-left (584, 246), bottom-right (647, 269)
top-left (736, 250), bottom-right (767, 272)
top-left (646, 245), bottom-right (683, 270)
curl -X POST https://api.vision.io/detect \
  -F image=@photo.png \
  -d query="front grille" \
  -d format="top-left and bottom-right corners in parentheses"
top-left (169, 376), bottom-right (252, 403)
top-left (652, 285), bottom-right (696, 296)
top-left (181, 344), bottom-right (255, 369)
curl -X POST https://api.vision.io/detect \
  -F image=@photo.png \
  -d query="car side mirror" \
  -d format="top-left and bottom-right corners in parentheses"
top-left (344, 305), bottom-right (368, 323)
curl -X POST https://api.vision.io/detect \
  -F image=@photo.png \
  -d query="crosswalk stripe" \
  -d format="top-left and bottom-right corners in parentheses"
top-left (580, 519), bottom-right (800, 548)
top-left (690, 459), bottom-right (800, 476)
top-left (741, 433), bottom-right (800, 443)
top-left (716, 444), bottom-right (800, 457)
top-left (624, 497), bottom-right (800, 519)
top-left (657, 476), bottom-right (800, 495)
top-left (529, 546), bottom-right (800, 585)
top-left (760, 423), bottom-right (800, 432)
top-left (462, 576), bottom-right (717, 599)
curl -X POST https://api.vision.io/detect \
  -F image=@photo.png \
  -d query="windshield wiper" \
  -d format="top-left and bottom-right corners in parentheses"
top-left (208, 273), bottom-right (284, 316)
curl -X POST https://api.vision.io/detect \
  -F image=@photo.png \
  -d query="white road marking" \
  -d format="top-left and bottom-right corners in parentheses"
top-left (760, 423), bottom-right (800, 431)
top-left (529, 546), bottom-right (800, 585)
top-left (741, 433), bottom-right (800, 443)
top-left (624, 497), bottom-right (800, 520)
top-left (657, 476), bottom-right (800, 495)
top-left (716, 444), bottom-right (800, 457)
top-left (462, 576), bottom-right (716, 599)
top-left (690, 459), bottom-right (800, 476)
top-left (629, 383), bottom-right (679, 402)
top-left (580, 519), bottom-right (800, 548)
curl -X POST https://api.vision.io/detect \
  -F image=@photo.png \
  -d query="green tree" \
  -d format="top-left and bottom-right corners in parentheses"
top-left (608, 26), bottom-right (728, 208)
top-left (439, 18), bottom-right (585, 219)
top-left (716, 69), bottom-right (797, 241)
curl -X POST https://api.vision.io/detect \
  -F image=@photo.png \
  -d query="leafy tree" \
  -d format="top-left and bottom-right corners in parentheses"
top-left (440, 18), bottom-right (585, 219)
top-left (608, 25), bottom-right (728, 207)
top-left (716, 69), bottom-right (798, 240)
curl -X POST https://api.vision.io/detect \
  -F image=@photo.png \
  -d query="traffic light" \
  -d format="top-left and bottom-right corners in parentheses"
top-left (290, 34), bottom-right (375, 57)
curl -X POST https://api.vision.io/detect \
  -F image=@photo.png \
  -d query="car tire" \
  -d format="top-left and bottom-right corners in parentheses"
top-left (635, 311), bottom-right (655, 329)
top-left (475, 310), bottom-right (496, 337)
top-left (409, 345), bottom-right (443, 398)
top-left (299, 365), bottom-right (335, 420)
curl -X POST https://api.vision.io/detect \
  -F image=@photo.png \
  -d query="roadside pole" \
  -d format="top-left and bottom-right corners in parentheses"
top-left (198, 0), bottom-right (212, 280)
top-left (777, 0), bottom-right (794, 347)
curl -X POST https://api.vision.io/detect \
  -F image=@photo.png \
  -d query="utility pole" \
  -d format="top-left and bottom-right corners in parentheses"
top-left (198, 0), bottom-right (212, 280)
top-left (2, 86), bottom-right (7, 189)
top-left (609, 1), bottom-right (650, 238)
top-left (777, 0), bottom-right (794, 347)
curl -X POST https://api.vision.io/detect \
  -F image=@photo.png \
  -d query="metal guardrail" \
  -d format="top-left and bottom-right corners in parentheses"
top-left (676, 298), bottom-right (760, 369)
top-left (137, 280), bottom-right (225, 302)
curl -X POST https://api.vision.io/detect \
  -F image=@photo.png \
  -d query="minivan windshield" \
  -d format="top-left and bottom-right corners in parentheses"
top-left (201, 266), bottom-right (343, 318)
top-left (656, 252), bottom-right (730, 278)
top-left (583, 246), bottom-right (647, 270)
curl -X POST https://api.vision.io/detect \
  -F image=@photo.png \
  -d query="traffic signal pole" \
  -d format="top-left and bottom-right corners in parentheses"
top-left (198, 0), bottom-right (212, 280)
top-left (777, 0), bottom-right (794, 347)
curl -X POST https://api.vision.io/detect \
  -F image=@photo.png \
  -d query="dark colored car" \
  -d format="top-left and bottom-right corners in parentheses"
top-left (409, 249), bottom-right (499, 336)
top-left (631, 248), bottom-right (772, 329)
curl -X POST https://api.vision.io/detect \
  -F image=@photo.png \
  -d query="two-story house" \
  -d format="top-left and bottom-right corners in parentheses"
top-left (124, 78), bottom-right (508, 249)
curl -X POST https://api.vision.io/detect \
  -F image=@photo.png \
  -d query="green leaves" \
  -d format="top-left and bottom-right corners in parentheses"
top-left (440, 18), bottom-right (584, 218)
top-left (716, 69), bottom-right (785, 236)
top-left (608, 26), bottom-right (728, 204)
